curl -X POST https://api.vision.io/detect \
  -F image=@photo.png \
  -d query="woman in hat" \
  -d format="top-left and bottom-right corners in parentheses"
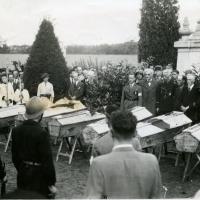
top-left (37, 73), bottom-right (54, 102)
top-left (11, 97), bottom-right (57, 198)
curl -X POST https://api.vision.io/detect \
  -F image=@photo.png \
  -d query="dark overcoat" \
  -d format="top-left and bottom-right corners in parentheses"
top-left (141, 79), bottom-right (158, 115)
top-left (156, 80), bottom-right (177, 115)
top-left (11, 120), bottom-right (56, 197)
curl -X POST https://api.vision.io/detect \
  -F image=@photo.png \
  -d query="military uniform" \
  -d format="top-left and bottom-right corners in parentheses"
top-left (156, 80), bottom-right (177, 115)
top-left (121, 84), bottom-right (142, 110)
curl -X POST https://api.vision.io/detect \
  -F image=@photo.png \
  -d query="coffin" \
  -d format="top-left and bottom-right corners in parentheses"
top-left (130, 106), bottom-right (152, 121)
top-left (82, 106), bottom-right (153, 144)
top-left (137, 112), bottom-right (192, 148)
top-left (48, 111), bottom-right (105, 137)
top-left (174, 123), bottom-right (200, 153)
top-left (0, 105), bottom-right (25, 127)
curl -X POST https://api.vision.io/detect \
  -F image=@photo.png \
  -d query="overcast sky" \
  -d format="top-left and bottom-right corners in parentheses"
top-left (0, 0), bottom-right (200, 46)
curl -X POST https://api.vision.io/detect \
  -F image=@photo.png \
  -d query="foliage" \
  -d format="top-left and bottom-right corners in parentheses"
top-left (24, 19), bottom-right (69, 100)
top-left (138, 0), bottom-right (180, 67)
top-left (66, 40), bottom-right (138, 55)
top-left (84, 63), bottom-right (130, 112)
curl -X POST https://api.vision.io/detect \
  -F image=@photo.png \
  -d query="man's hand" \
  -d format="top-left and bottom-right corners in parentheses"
top-left (181, 106), bottom-right (189, 112)
top-left (48, 185), bottom-right (57, 194)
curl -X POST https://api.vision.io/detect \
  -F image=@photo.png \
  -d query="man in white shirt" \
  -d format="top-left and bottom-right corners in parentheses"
top-left (14, 82), bottom-right (30, 104)
top-left (0, 74), bottom-right (15, 107)
top-left (37, 73), bottom-right (54, 102)
top-left (86, 110), bottom-right (162, 199)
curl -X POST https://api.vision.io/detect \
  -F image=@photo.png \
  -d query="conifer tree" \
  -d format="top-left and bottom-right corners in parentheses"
top-left (24, 19), bottom-right (69, 100)
top-left (138, 0), bottom-right (180, 67)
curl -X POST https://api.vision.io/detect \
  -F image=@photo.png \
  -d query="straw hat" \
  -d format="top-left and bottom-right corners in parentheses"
top-left (25, 96), bottom-right (48, 119)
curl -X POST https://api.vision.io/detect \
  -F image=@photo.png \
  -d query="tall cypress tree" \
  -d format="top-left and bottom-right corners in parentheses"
top-left (24, 19), bottom-right (69, 100)
top-left (138, 0), bottom-right (180, 67)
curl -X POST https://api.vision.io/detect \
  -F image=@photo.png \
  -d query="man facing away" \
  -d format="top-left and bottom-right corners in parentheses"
top-left (86, 110), bottom-right (162, 199)
top-left (92, 105), bottom-right (142, 158)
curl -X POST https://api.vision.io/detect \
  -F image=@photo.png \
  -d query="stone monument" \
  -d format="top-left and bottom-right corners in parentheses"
top-left (174, 18), bottom-right (200, 74)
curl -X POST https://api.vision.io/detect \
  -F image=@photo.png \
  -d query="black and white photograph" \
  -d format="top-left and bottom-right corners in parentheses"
top-left (0, 0), bottom-right (200, 199)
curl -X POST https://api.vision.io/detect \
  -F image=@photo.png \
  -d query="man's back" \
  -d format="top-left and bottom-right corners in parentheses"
top-left (86, 147), bottom-right (162, 199)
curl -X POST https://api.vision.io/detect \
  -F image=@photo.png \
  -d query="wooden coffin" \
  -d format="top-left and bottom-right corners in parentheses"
top-left (82, 106), bottom-right (153, 145)
top-left (0, 105), bottom-right (25, 127)
top-left (48, 111), bottom-right (105, 137)
top-left (137, 112), bottom-right (192, 148)
top-left (16, 107), bottom-right (87, 127)
top-left (82, 119), bottom-right (109, 144)
top-left (174, 123), bottom-right (200, 153)
top-left (130, 106), bottom-right (152, 121)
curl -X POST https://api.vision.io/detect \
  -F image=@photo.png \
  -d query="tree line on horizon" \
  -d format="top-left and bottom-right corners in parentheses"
top-left (66, 40), bottom-right (138, 55)
top-left (0, 40), bottom-right (137, 55)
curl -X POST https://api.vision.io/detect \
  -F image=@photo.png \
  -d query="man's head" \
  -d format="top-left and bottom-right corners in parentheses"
top-left (1, 75), bottom-right (7, 84)
top-left (186, 73), bottom-right (196, 86)
top-left (171, 70), bottom-right (179, 80)
top-left (128, 74), bottom-right (136, 85)
top-left (77, 67), bottom-right (82, 75)
top-left (163, 69), bottom-right (171, 81)
top-left (144, 68), bottom-right (154, 81)
top-left (72, 71), bottom-right (79, 81)
top-left (8, 74), bottom-right (14, 83)
top-left (110, 110), bottom-right (137, 141)
top-left (13, 70), bottom-right (19, 78)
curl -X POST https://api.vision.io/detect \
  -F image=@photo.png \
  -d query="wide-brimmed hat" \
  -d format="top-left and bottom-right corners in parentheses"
top-left (41, 73), bottom-right (49, 80)
top-left (25, 96), bottom-right (48, 119)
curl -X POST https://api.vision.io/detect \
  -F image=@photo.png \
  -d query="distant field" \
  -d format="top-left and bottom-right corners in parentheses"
top-left (0, 54), bottom-right (138, 69)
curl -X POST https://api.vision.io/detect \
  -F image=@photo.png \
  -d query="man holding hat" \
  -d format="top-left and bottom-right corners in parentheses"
top-left (37, 73), bottom-right (54, 102)
top-left (11, 97), bottom-right (57, 198)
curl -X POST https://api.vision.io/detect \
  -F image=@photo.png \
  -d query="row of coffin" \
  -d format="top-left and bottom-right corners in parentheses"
top-left (0, 105), bottom-right (199, 152)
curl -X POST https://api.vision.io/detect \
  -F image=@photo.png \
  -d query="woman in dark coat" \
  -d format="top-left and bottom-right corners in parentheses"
top-left (11, 97), bottom-right (57, 198)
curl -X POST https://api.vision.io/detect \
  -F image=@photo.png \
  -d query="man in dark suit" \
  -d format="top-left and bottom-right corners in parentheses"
top-left (86, 110), bottom-right (162, 199)
top-left (11, 97), bottom-right (57, 198)
top-left (68, 71), bottom-right (84, 101)
top-left (179, 73), bottom-right (200, 123)
top-left (121, 74), bottom-right (142, 110)
top-left (156, 69), bottom-right (177, 115)
top-left (142, 68), bottom-right (158, 115)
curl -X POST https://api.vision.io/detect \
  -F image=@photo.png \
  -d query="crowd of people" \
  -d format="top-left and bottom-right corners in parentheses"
top-left (1, 62), bottom-right (200, 198)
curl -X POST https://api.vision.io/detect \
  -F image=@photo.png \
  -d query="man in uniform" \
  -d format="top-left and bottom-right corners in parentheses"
top-left (121, 74), bottom-right (142, 110)
top-left (156, 69), bottom-right (177, 115)
top-left (86, 110), bottom-right (162, 199)
top-left (37, 73), bottom-right (54, 102)
top-left (141, 68), bottom-right (158, 115)
top-left (11, 97), bottom-right (57, 198)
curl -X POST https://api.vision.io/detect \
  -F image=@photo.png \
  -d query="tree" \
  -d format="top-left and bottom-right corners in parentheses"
top-left (24, 19), bottom-right (69, 100)
top-left (138, 0), bottom-right (180, 67)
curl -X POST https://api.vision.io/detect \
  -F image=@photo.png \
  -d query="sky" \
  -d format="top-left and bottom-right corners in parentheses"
top-left (0, 0), bottom-right (200, 46)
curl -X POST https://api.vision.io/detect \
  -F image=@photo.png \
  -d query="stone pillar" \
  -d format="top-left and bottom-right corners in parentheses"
top-left (174, 18), bottom-right (200, 74)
